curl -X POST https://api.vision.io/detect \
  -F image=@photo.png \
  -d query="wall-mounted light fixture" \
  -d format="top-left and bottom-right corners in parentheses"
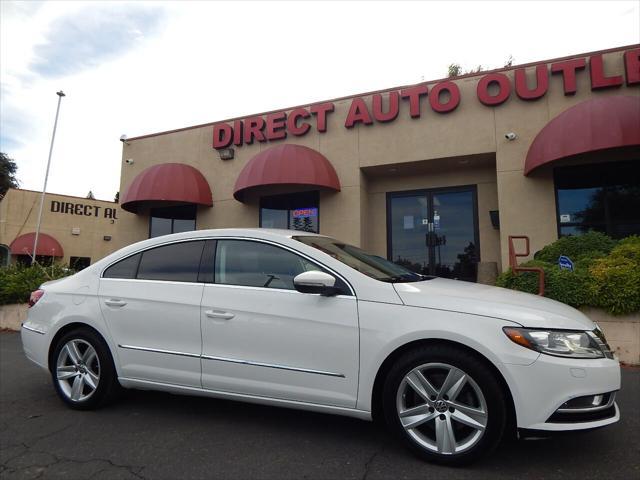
top-left (218, 148), bottom-right (234, 160)
top-left (103, 235), bottom-right (112, 241)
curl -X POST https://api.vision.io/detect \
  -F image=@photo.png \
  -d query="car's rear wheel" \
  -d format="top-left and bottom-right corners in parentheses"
top-left (383, 345), bottom-right (508, 465)
top-left (51, 328), bottom-right (120, 410)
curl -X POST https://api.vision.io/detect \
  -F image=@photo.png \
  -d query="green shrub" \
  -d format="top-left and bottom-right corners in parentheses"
top-left (609, 235), bottom-right (640, 262)
top-left (533, 231), bottom-right (617, 263)
top-left (589, 254), bottom-right (640, 315)
top-left (0, 263), bottom-right (72, 305)
top-left (497, 233), bottom-right (640, 315)
top-left (496, 260), bottom-right (593, 308)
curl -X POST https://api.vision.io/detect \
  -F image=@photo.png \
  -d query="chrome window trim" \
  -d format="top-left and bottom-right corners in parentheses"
top-left (118, 344), bottom-right (345, 378)
top-left (101, 278), bottom-right (204, 287)
top-left (100, 235), bottom-right (356, 297)
top-left (99, 237), bottom-right (207, 279)
top-left (21, 324), bottom-right (46, 335)
top-left (202, 281), bottom-right (355, 300)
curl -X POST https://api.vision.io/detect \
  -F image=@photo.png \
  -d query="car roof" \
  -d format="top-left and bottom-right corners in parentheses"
top-left (157, 228), bottom-right (325, 241)
top-left (92, 228), bottom-right (328, 271)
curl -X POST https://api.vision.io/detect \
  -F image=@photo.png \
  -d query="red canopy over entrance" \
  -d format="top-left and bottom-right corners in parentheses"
top-left (524, 96), bottom-right (640, 175)
top-left (233, 144), bottom-right (341, 202)
top-left (121, 163), bottom-right (213, 213)
top-left (10, 232), bottom-right (64, 257)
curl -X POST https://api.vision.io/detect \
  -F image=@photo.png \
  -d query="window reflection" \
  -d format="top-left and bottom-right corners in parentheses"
top-left (149, 205), bottom-right (197, 238)
top-left (555, 161), bottom-right (640, 238)
top-left (260, 192), bottom-right (319, 233)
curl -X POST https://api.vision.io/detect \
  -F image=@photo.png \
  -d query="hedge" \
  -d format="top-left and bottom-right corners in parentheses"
top-left (497, 233), bottom-right (640, 315)
top-left (0, 263), bottom-right (72, 305)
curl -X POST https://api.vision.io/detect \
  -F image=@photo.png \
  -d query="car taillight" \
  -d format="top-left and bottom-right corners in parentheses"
top-left (29, 290), bottom-right (44, 308)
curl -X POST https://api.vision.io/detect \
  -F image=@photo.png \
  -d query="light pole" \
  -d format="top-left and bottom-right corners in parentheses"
top-left (31, 90), bottom-right (65, 265)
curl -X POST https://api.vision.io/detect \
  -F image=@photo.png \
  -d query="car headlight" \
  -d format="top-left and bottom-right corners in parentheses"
top-left (503, 327), bottom-right (611, 359)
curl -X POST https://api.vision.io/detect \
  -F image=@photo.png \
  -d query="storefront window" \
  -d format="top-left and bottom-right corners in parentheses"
top-left (555, 160), bottom-right (640, 238)
top-left (260, 192), bottom-right (319, 233)
top-left (149, 205), bottom-right (197, 238)
top-left (70, 256), bottom-right (91, 271)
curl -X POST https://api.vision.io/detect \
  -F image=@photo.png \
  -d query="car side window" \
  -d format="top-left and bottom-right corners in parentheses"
top-left (215, 240), bottom-right (339, 291)
top-left (136, 241), bottom-right (205, 283)
top-left (103, 253), bottom-right (141, 279)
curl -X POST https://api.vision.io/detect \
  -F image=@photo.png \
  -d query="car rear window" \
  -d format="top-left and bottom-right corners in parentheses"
top-left (137, 241), bottom-right (205, 283)
top-left (103, 253), bottom-right (141, 279)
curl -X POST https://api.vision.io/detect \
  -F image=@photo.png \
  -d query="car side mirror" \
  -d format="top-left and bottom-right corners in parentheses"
top-left (293, 271), bottom-right (340, 296)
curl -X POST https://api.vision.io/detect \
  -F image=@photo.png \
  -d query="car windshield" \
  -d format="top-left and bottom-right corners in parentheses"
top-left (293, 236), bottom-right (431, 283)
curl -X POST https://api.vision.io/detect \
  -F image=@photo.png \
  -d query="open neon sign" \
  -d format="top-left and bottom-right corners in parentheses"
top-left (292, 208), bottom-right (318, 218)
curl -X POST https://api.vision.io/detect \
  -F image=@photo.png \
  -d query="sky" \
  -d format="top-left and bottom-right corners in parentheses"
top-left (1, 0), bottom-right (639, 201)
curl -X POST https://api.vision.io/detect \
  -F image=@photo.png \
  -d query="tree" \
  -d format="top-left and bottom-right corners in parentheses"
top-left (448, 63), bottom-right (462, 77)
top-left (447, 63), bottom-right (484, 77)
top-left (504, 54), bottom-right (515, 67)
top-left (114, 191), bottom-right (119, 203)
top-left (0, 152), bottom-right (19, 196)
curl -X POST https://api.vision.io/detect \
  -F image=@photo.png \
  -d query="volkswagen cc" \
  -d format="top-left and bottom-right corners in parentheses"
top-left (21, 229), bottom-right (620, 465)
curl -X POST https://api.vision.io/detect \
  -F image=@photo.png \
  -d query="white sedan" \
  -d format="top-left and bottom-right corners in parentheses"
top-left (21, 229), bottom-right (620, 465)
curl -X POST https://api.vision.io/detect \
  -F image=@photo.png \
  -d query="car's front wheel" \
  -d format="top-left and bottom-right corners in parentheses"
top-left (383, 345), bottom-right (508, 465)
top-left (51, 328), bottom-right (120, 410)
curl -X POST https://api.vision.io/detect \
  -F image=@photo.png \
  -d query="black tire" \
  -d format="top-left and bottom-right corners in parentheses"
top-left (382, 344), bottom-right (508, 466)
top-left (50, 328), bottom-right (121, 410)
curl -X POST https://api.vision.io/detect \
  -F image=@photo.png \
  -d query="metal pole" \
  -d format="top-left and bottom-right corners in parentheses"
top-left (31, 90), bottom-right (65, 265)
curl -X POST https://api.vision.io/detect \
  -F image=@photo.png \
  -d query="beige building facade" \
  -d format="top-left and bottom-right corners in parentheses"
top-left (0, 189), bottom-right (120, 268)
top-left (2, 45), bottom-right (638, 281)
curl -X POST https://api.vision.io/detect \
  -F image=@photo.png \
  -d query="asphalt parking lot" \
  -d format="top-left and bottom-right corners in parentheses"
top-left (1, 331), bottom-right (638, 480)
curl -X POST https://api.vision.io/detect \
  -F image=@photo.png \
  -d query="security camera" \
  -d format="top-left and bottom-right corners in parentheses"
top-left (124, 158), bottom-right (134, 165)
top-left (505, 132), bottom-right (517, 141)
top-left (120, 134), bottom-right (130, 145)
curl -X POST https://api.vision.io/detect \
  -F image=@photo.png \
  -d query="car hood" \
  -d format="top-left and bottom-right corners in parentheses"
top-left (393, 278), bottom-right (595, 330)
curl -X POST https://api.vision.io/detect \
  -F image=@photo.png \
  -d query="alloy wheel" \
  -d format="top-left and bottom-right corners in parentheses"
top-left (396, 362), bottom-right (488, 455)
top-left (56, 339), bottom-right (100, 402)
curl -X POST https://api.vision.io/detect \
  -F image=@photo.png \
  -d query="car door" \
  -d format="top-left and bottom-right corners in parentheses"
top-left (200, 239), bottom-right (359, 408)
top-left (99, 240), bottom-right (208, 387)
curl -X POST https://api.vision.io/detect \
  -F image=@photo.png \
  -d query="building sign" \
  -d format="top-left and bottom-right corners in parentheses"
top-left (50, 200), bottom-right (118, 219)
top-left (213, 48), bottom-right (640, 149)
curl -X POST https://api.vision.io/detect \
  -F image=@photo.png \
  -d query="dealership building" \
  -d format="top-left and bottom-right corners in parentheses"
top-left (2, 44), bottom-right (639, 282)
top-left (0, 189), bottom-right (119, 268)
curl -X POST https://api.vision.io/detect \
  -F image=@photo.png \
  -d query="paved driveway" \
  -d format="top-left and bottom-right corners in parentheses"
top-left (1, 332), bottom-right (638, 479)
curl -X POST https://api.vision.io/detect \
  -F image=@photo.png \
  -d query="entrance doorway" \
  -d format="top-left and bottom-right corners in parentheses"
top-left (387, 186), bottom-right (479, 282)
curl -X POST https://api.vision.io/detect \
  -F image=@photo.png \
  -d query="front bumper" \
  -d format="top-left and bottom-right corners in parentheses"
top-left (503, 353), bottom-right (621, 431)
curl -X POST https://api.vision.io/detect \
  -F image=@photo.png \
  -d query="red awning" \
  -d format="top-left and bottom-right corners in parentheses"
top-left (10, 232), bottom-right (64, 257)
top-left (524, 96), bottom-right (640, 175)
top-left (121, 163), bottom-right (213, 213)
top-left (233, 144), bottom-right (341, 202)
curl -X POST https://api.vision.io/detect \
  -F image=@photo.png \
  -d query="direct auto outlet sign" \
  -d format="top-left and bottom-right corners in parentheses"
top-left (213, 48), bottom-right (640, 149)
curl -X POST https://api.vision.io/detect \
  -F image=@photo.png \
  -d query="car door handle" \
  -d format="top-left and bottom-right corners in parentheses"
top-left (105, 299), bottom-right (127, 307)
top-left (205, 310), bottom-right (235, 320)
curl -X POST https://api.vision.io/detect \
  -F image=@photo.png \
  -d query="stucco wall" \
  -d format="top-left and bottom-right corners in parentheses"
top-left (116, 46), bottom-right (638, 270)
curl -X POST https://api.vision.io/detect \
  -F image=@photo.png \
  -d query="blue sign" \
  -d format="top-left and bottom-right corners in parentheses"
top-left (558, 255), bottom-right (574, 272)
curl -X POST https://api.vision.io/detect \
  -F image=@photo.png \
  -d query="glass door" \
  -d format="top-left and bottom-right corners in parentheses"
top-left (387, 187), bottom-right (479, 282)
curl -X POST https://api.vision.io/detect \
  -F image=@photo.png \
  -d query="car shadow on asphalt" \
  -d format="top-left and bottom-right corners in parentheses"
top-left (102, 385), bottom-right (635, 476)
